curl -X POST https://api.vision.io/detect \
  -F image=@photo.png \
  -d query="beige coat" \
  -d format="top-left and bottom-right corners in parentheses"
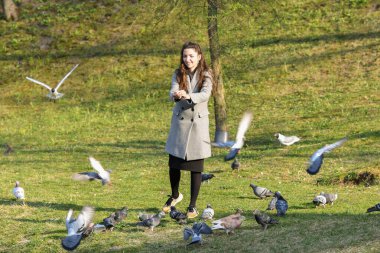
top-left (165, 70), bottom-right (213, 160)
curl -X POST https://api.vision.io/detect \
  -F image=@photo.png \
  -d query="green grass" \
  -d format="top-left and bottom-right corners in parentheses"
top-left (1, 0), bottom-right (380, 252)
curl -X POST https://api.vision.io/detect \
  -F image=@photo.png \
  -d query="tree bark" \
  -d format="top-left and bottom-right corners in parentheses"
top-left (207, 0), bottom-right (228, 143)
top-left (2, 0), bottom-right (18, 21)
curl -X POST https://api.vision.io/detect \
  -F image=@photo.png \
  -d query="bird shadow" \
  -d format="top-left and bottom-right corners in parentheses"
top-left (289, 203), bottom-right (315, 210)
top-left (14, 218), bottom-right (62, 224)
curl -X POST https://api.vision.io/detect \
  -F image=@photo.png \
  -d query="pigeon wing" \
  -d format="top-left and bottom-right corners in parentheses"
top-left (233, 111), bottom-right (253, 149)
top-left (26, 77), bottom-right (52, 90)
top-left (75, 206), bottom-right (95, 233)
top-left (89, 157), bottom-right (109, 181)
top-left (183, 227), bottom-right (194, 240)
top-left (55, 64), bottom-right (79, 91)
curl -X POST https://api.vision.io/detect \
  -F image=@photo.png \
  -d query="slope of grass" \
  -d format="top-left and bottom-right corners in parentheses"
top-left (0, 0), bottom-right (379, 252)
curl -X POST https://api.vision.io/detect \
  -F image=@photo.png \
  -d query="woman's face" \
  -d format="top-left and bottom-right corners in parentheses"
top-left (183, 48), bottom-right (201, 72)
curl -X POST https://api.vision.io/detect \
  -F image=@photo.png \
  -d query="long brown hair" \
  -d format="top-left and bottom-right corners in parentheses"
top-left (175, 41), bottom-right (211, 92)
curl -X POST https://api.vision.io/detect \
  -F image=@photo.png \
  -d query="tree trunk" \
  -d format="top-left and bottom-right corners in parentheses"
top-left (2, 0), bottom-right (18, 21)
top-left (207, 0), bottom-right (228, 143)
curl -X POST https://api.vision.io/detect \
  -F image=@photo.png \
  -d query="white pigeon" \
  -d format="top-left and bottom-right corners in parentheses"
top-left (26, 64), bottom-right (79, 100)
top-left (274, 133), bottom-right (300, 146)
top-left (88, 156), bottom-right (111, 186)
top-left (224, 111), bottom-right (253, 161)
top-left (201, 204), bottom-right (215, 221)
top-left (61, 206), bottom-right (95, 251)
top-left (12, 181), bottom-right (25, 205)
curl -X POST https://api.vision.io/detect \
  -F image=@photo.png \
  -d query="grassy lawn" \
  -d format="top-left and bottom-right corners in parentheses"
top-left (0, 0), bottom-right (379, 252)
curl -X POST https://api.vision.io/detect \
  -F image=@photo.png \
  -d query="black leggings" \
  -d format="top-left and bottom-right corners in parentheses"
top-left (169, 167), bottom-right (201, 208)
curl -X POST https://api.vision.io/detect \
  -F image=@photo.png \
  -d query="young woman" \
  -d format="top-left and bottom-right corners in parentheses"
top-left (163, 41), bottom-right (213, 218)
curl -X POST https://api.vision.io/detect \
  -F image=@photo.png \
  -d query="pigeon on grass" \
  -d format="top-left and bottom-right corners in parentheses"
top-left (267, 196), bottom-right (278, 211)
top-left (61, 206), bottom-right (94, 251)
top-left (320, 192), bottom-right (338, 205)
top-left (275, 192), bottom-right (288, 217)
top-left (306, 137), bottom-right (348, 175)
top-left (183, 222), bottom-right (213, 245)
top-left (252, 209), bottom-right (278, 230)
top-left (231, 158), bottom-right (240, 171)
top-left (26, 64), bottom-right (79, 100)
top-left (211, 209), bottom-right (245, 234)
top-left (224, 111), bottom-right (253, 161)
top-left (12, 181), bottom-right (25, 205)
top-left (72, 156), bottom-right (111, 186)
top-left (170, 206), bottom-right (187, 224)
top-left (274, 133), bottom-right (300, 146)
top-left (313, 195), bottom-right (327, 208)
top-left (250, 183), bottom-right (274, 199)
top-left (102, 207), bottom-right (128, 231)
top-left (367, 203), bottom-right (380, 213)
top-left (201, 173), bottom-right (215, 184)
top-left (3, 143), bottom-right (13, 156)
top-left (201, 204), bottom-right (215, 221)
top-left (137, 211), bottom-right (165, 231)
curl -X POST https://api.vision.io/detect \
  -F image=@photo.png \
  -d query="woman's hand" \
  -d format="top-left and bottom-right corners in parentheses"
top-left (174, 90), bottom-right (190, 99)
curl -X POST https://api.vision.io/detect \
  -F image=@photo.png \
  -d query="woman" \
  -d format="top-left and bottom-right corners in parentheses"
top-left (163, 41), bottom-right (213, 218)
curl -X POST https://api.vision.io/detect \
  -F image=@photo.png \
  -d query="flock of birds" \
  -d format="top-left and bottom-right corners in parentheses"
top-left (4, 66), bottom-right (379, 251)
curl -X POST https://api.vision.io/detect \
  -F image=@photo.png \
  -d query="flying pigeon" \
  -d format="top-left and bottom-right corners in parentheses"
top-left (137, 211), bottom-right (165, 231)
top-left (320, 192), bottom-right (338, 205)
top-left (61, 206), bottom-right (95, 251)
top-left (102, 207), bottom-right (128, 231)
top-left (183, 222), bottom-right (213, 245)
top-left (170, 206), bottom-right (187, 224)
top-left (201, 204), bottom-right (215, 221)
top-left (12, 181), bottom-right (25, 205)
top-left (275, 192), bottom-right (288, 216)
top-left (201, 173), bottom-right (215, 184)
top-left (211, 209), bottom-right (245, 234)
top-left (252, 209), bottom-right (278, 230)
top-left (313, 195), bottom-right (327, 208)
top-left (72, 156), bottom-right (111, 186)
top-left (267, 196), bottom-right (278, 211)
top-left (26, 64), bottom-right (79, 100)
top-left (250, 183), bottom-right (274, 199)
top-left (274, 133), bottom-right (300, 146)
top-left (367, 203), bottom-right (380, 213)
top-left (306, 137), bottom-right (348, 175)
top-left (224, 111), bottom-right (253, 161)
top-left (231, 158), bottom-right (240, 171)
top-left (3, 143), bottom-right (13, 156)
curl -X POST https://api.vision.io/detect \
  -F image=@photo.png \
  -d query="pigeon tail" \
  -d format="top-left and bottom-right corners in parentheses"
top-left (61, 234), bottom-right (82, 251)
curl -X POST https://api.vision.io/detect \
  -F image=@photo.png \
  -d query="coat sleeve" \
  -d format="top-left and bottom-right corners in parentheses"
top-left (169, 72), bottom-right (180, 102)
top-left (189, 71), bottom-right (213, 104)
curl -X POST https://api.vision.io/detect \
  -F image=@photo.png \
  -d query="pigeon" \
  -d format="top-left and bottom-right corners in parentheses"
top-left (211, 209), bottom-right (245, 234)
top-left (275, 192), bottom-right (288, 216)
top-left (26, 64), bottom-right (79, 100)
top-left (201, 204), bottom-right (215, 221)
top-left (72, 156), bottom-right (111, 185)
top-left (266, 196), bottom-right (278, 211)
top-left (306, 137), bottom-right (348, 175)
top-left (137, 211), bottom-right (165, 231)
top-left (252, 209), bottom-right (278, 230)
top-left (12, 181), bottom-right (25, 205)
top-left (231, 158), bottom-right (240, 171)
top-left (183, 222), bottom-right (213, 245)
top-left (61, 206), bottom-right (95, 251)
top-left (138, 212), bottom-right (159, 221)
top-left (3, 143), bottom-right (13, 156)
top-left (274, 133), bottom-right (300, 146)
top-left (320, 192), bottom-right (338, 205)
top-left (170, 206), bottom-right (187, 224)
top-left (367, 203), bottom-right (380, 213)
top-left (224, 111), bottom-right (253, 161)
top-left (313, 195), bottom-right (327, 208)
top-left (250, 183), bottom-right (274, 199)
top-left (201, 173), bottom-right (215, 184)
top-left (102, 206), bottom-right (128, 230)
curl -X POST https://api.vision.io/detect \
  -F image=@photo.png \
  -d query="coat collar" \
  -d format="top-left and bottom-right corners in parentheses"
top-left (186, 69), bottom-right (200, 92)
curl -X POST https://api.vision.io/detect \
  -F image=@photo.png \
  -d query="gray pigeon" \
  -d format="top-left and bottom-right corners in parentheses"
top-left (211, 209), bottom-right (245, 234)
top-left (231, 158), bottom-right (240, 171)
top-left (201, 173), bottom-right (215, 183)
top-left (250, 183), bottom-right (274, 199)
top-left (306, 137), bottom-right (348, 175)
top-left (183, 222), bottom-right (213, 245)
top-left (102, 206), bottom-right (128, 230)
top-left (224, 111), bottom-right (253, 161)
top-left (367, 203), bottom-right (380, 213)
top-left (320, 192), bottom-right (338, 205)
top-left (266, 196), bottom-right (278, 211)
top-left (275, 192), bottom-right (288, 216)
top-left (274, 133), bottom-right (300, 146)
top-left (252, 209), bottom-right (278, 230)
top-left (3, 143), bottom-right (13, 156)
top-left (72, 156), bottom-right (111, 186)
top-left (170, 206), bottom-right (187, 224)
top-left (26, 64), bottom-right (79, 100)
top-left (313, 195), bottom-right (327, 208)
top-left (12, 181), bottom-right (25, 205)
top-left (137, 211), bottom-right (165, 231)
top-left (138, 211), bottom-right (165, 221)
top-left (201, 204), bottom-right (215, 221)
top-left (61, 206), bottom-right (95, 251)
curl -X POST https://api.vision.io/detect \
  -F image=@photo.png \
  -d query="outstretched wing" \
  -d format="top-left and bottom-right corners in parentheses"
top-left (55, 64), bottom-right (79, 91)
top-left (26, 77), bottom-right (52, 90)
top-left (89, 157), bottom-right (109, 181)
top-left (232, 111), bottom-right (253, 149)
top-left (75, 206), bottom-right (95, 233)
